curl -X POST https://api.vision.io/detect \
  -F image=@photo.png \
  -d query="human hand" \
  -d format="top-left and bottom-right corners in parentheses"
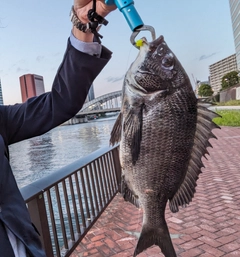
top-left (73, 0), bottom-right (116, 24)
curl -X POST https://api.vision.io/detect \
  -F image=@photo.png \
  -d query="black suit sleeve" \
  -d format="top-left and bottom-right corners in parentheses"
top-left (2, 39), bottom-right (112, 145)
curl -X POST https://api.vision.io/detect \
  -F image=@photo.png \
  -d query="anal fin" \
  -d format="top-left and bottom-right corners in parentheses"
top-left (121, 176), bottom-right (140, 208)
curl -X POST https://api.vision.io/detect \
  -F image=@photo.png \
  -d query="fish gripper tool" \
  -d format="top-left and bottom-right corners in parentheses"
top-left (105, 0), bottom-right (156, 48)
top-left (87, 0), bottom-right (109, 43)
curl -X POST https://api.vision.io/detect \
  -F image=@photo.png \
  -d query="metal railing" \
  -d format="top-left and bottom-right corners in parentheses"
top-left (20, 145), bottom-right (121, 257)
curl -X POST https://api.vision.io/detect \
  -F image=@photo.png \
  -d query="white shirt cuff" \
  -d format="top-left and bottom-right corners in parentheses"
top-left (70, 32), bottom-right (102, 58)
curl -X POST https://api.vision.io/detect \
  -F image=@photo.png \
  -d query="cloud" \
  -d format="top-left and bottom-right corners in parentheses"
top-left (199, 52), bottom-right (217, 61)
top-left (16, 67), bottom-right (29, 73)
top-left (7, 60), bottom-right (28, 73)
top-left (36, 56), bottom-right (45, 62)
top-left (53, 52), bottom-right (61, 57)
top-left (106, 75), bottom-right (124, 83)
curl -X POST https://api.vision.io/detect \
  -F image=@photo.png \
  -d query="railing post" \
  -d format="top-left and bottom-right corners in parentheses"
top-left (112, 147), bottom-right (122, 192)
top-left (27, 193), bottom-right (54, 257)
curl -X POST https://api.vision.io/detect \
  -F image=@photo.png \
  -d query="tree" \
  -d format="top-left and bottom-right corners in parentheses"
top-left (198, 84), bottom-right (213, 97)
top-left (221, 71), bottom-right (239, 90)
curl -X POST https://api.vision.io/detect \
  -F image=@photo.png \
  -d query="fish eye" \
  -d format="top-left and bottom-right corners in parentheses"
top-left (157, 47), bottom-right (164, 56)
top-left (155, 43), bottom-right (167, 56)
top-left (162, 53), bottom-right (174, 68)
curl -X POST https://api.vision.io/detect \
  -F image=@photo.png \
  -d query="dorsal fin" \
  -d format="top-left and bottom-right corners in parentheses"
top-left (169, 100), bottom-right (221, 213)
top-left (124, 103), bottom-right (144, 165)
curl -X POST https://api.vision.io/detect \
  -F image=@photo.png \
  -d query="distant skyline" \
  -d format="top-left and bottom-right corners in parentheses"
top-left (0, 0), bottom-right (236, 104)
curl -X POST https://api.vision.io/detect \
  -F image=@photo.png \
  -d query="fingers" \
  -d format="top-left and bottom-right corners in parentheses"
top-left (99, 0), bottom-right (117, 12)
top-left (74, 0), bottom-right (116, 22)
top-left (74, 0), bottom-right (92, 9)
top-left (74, 0), bottom-right (116, 12)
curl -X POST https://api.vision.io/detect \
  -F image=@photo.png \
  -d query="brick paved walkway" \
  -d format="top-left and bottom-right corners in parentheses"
top-left (70, 127), bottom-right (240, 257)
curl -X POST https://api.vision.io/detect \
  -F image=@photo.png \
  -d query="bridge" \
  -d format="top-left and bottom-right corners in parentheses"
top-left (65, 91), bottom-right (122, 124)
top-left (77, 107), bottom-right (120, 116)
top-left (79, 90), bottom-right (122, 113)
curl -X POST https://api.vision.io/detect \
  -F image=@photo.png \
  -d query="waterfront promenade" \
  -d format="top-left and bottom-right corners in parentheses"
top-left (70, 127), bottom-right (240, 257)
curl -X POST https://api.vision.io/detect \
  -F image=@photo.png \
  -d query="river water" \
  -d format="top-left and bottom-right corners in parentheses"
top-left (9, 117), bottom-right (117, 189)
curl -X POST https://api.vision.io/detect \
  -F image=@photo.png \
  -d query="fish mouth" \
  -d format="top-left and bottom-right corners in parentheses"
top-left (141, 35), bottom-right (164, 48)
top-left (150, 35), bottom-right (164, 47)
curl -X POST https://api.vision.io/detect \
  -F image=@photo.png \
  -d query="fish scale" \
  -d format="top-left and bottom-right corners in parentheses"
top-left (110, 35), bottom-right (220, 257)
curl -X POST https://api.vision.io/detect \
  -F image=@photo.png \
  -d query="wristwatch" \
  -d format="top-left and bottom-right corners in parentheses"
top-left (70, 6), bottom-right (92, 33)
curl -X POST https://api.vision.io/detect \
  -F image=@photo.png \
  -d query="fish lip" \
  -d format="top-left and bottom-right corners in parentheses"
top-left (150, 35), bottom-right (164, 48)
top-left (141, 35), bottom-right (164, 48)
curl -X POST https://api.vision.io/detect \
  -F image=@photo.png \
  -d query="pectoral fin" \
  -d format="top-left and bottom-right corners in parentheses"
top-left (124, 104), bottom-right (144, 165)
top-left (110, 112), bottom-right (123, 146)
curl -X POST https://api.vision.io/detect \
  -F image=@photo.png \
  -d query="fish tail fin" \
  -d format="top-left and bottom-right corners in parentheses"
top-left (133, 223), bottom-right (176, 257)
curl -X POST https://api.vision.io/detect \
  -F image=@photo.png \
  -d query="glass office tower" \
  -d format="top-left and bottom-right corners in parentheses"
top-left (0, 79), bottom-right (3, 105)
top-left (229, 0), bottom-right (240, 70)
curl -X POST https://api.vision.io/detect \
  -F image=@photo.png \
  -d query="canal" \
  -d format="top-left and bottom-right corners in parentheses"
top-left (9, 116), bottom-right (117, 189)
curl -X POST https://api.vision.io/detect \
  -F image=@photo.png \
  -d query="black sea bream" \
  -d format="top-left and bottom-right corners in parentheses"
top-left (110, 36), bottom-right (220, 257)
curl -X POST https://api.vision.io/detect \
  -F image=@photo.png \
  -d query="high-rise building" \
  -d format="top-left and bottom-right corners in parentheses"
top-left (88, 84), bottom-right (95, 101)
top-left (209, 54), bottom-right (237, 94)
top-left (229, 0), bottom-right (240, 70)
top-left (0, 79), bottom-right (3, 105)
top-left (19, 74), bottom-right (45, 102)
top-left (85, 84), bottom-right (95, 103)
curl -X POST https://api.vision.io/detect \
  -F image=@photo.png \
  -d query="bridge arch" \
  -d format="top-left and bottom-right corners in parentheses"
top-left (79, 90), bottom-right (122, 113)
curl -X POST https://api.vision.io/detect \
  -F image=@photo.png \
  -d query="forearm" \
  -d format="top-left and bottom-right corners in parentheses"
top-left (72, 26), bottom-right (94, 42)
top-left (52, 39), bottom-right (110, 118)
top-left (2, 1), bottom-right (115, 145)
top-left (4, 39), bottom-right (112, 145)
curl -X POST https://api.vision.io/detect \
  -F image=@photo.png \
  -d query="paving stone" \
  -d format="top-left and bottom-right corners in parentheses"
top-left (199, 243), bottom-right (224, 256)
top-left (168, 217), bottom-right (183, 224)
top-left (198, 229), bottom-right (219, 239)
top-left (217, 234), bottom-right (238, 245)
top-left (179, 247), bottom-right (203, 256)
top-left (91, 234), bottom-right (106, 242)
top-left (198, 236), bottom-right (222, 248)
top-left (219, 242), bottom-right (240, 253)
top-left (224, 250), bottom-right (240, 256)
top-left (198, 253), bottom-right (216, 257)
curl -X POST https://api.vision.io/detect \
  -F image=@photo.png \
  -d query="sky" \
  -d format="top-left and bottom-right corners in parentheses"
top-left (0, 0), bottom-right (236, 105)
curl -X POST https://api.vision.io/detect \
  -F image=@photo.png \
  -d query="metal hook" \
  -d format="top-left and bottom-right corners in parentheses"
top-left (130, 25), bottom-right (156, 49)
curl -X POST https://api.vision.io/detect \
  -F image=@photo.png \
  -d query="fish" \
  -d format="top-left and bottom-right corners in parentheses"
top-left (110, 35), bottom-right (220, 257)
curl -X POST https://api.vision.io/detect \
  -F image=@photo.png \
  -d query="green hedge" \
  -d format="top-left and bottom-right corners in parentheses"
top-left (213, 110), bottom-right (240, 126)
